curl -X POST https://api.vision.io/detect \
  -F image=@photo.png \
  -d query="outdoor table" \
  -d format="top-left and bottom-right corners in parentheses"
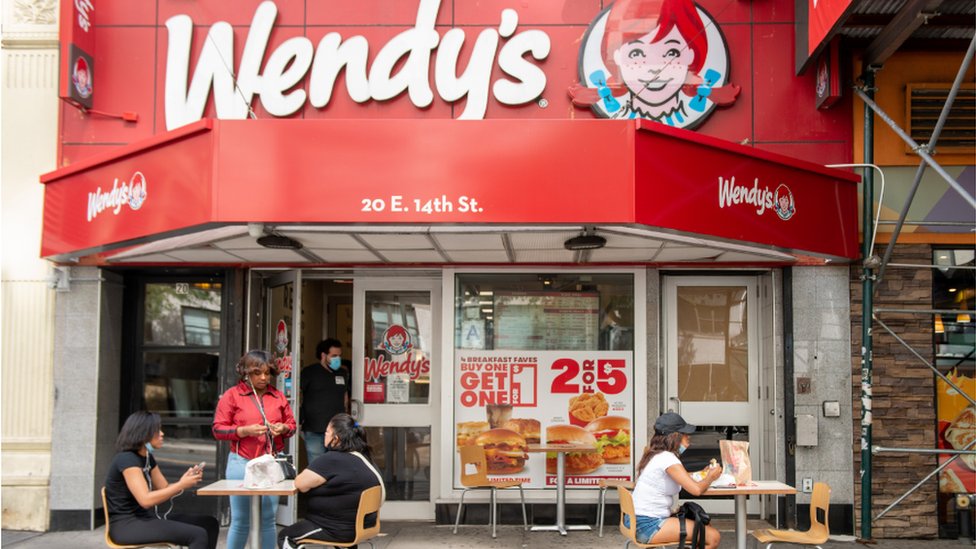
top-left (702, 480), bottom-right (796, 549)
top-left (526, 443), bottom-right (598, 535)
top-left (197, 479), bottom-right (297, 547)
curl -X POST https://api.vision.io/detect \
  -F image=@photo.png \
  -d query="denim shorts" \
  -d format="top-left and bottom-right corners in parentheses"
top-left (623, 514), bottom-right (666, 543)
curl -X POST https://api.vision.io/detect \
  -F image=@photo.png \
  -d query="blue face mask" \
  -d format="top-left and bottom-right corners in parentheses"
top-left (678, 444), bottom-right (688, 455)
top-left (145, 442), bottom-right (155, 454)
top-left (328, 357), bottom-right (342, 371)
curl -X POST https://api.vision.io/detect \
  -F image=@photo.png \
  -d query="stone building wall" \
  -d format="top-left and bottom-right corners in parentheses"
top-left (850, 244), bottom-right (938, 538)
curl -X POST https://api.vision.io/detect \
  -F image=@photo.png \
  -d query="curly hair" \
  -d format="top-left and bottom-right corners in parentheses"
top-left (235, 350), bottom-right (278, 380)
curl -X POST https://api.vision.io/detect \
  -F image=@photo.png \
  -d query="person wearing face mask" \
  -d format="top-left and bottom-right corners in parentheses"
top-left (213, 350), bottom-right (297, 549)
top-left (299, 338), bottom-right (350, 465)
top-left (629, 413), bottom-right (722, 549)
top-left (105, 411), bottom-right (219, 549)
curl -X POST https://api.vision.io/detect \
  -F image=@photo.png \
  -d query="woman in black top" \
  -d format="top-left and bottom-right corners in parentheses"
top-left (279, 413), bottom-right (384, 549)
top-left (104, 411), bottom-right (219, 549)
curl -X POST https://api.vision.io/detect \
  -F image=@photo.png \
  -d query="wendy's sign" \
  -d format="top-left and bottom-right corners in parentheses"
top-left (570, 0), bottom-right (739, 129)
top-left (165, 0), bottom-right (551, 130)
top-left (59, 0), bottom-right (95, 109)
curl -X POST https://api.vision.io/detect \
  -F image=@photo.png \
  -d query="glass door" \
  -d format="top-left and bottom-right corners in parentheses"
top-left (352, 278), bottom-right (440, 520)
top-left (261, 270), bottom-right (302, 523)
top-left (130, 277), bottom-right (224, 519)
top-left (664, 276), bottom-right (760, 514)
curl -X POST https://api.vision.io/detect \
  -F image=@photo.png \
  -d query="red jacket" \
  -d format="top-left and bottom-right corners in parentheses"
top-left (213, 381), bottom-right (297, 459)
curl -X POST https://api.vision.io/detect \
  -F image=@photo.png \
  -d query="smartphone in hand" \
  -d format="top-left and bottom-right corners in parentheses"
top-left (193, 461), bottom-right (206, 473)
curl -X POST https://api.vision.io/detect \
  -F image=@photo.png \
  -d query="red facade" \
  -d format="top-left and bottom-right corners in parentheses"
top-left (59, 0), bottom-right (854, 166)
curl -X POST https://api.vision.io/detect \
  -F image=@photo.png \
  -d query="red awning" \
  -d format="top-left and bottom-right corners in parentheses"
top-left (40, 119), bottom-right (859, 264)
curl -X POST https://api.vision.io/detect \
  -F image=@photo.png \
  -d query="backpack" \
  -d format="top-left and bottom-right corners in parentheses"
top-left (675, 501), bottom-right (711, 549)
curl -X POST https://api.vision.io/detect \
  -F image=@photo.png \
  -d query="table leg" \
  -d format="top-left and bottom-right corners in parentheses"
top-left (529, 451), bottom-right (590, 535)
top-left (490, 487), bottom-right (497, 539)
top-left (250, 495), bottom-right (261, 549)
top-left (556, 451), bottom-right (566, 535)
top-left (735, 494), bottom-right (747, 549)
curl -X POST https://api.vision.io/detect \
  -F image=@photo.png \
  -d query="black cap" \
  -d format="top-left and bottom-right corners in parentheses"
top-left (654, 412), bottom-right (696, 435)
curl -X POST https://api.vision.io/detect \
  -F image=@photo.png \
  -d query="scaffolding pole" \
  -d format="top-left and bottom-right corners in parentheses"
top-left (873, 36), bottom-right (976, 288)
top-left (858, 66), bottom-right (877, 542)
top-left (854, 85), bottom-right (976, 210)
top-left (853, 35), bottom-right (976, 540)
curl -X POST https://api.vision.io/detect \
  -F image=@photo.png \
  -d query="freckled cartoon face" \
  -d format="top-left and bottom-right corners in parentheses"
top-left (77, 68), bottom-right (89, 88)
top-left (388, 333), bottom-right (405, 349)
top-left (614, 27), bottom-right (694, 107)
top-left (778, 194), bottom-right (790, 211)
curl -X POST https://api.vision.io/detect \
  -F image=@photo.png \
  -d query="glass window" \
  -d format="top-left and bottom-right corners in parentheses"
top-left (454, 273), bottom-right (635, 351)
top-left (364, 426), bottom-right (430, 501)
top-left (933, 249), bottom-right (975, 503)
top-left (144, 282), bottom-right (222, 346)
top-left (363, 290), bottom-right (431, 405)
top-left (143, 351), bottom-right (219, 418)
top-left (136, 278), bottom-right (223, 519)
top-left (676, 286), bottom-right (749, 402)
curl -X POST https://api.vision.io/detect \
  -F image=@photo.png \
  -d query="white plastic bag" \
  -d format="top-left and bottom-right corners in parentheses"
top-left (243, 453), bottom-right (284, 489)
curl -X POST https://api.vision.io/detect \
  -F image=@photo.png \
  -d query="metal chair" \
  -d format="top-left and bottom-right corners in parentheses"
top-left (596, 478), bottom-right (635, 537)
top-left (101, 487), bottom-right (181, 549)
top-left (452, 444), bottom-right (528, 538)
top-left (617, 486), bottom-right (676, 548)
top-left (297, 484), bottom-right (383, 549)
top-left (752, 482), bottom-right (831, 549)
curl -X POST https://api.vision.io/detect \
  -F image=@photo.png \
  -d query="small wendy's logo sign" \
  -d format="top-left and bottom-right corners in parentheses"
top-left (774, 184), bottom-right (796, 221)
top-left (570, 0), bottom-right (739, 129)
top-left (382, 325), bottom-right (413, 356)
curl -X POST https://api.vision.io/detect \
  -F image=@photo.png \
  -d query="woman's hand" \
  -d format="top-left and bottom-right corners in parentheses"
top-left (237, 423), bottom-right (268, 438)
top-left (704, 464), bottom-right (722, 483)
top-left (269, 423), bottom-right (289, 436)
top-left (177, 466), bottom-right (204, 489)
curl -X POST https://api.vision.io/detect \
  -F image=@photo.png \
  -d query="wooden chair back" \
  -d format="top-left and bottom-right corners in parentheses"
top-left (808, 482), bottom-right (831, 542)
top-left (458, 444), bottom-right (490, 487)
top-left (300, 484), bottom-right (383, 547)
top-left (352, 485), bottom-right (383, 544)
top-left (617, 486), bottom-right (639, 542)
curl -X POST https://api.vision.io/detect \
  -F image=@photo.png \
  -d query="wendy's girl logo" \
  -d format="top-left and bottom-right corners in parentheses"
top-left (570, 0), bottom-right (739, 129)
top-left (774, 184), bottom-right (796, 220)
top-left (382, 325), bottom-right (413, 356)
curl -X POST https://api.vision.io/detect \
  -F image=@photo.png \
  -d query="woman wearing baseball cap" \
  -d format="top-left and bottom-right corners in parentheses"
top-left (627, 412), bottom-right (722, 548)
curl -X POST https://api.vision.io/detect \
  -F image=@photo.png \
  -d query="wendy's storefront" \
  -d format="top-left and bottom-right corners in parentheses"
top-left (41, 0), bottom-right (860, 533)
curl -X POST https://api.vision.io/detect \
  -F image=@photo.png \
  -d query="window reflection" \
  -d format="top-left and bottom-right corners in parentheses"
top-left (364, 426), bottom-right (431, 501)
top-left (454, 273), bottom-right (634, 351)
top-left (143, 352), bottom-right (219, 418)
top-left (363, 291), bottom-right (431, 405)
top-left (144, 283), bottom-right (222, 346)
top-left (676, 286), bottom-right (748, 402)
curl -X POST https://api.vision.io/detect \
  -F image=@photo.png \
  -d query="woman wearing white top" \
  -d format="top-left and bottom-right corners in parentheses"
top-left (630, 413), bottom-right (722, 548)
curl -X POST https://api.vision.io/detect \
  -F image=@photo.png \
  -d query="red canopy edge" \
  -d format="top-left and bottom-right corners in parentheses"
top-left (40, 119), bottom-right (859, 262)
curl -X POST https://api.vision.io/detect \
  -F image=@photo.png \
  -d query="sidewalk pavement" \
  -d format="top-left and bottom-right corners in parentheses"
top-left (4, 521), bottom-right (971, 548)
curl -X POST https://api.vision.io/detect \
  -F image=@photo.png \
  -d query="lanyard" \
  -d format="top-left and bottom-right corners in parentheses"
top-left (248, 381), bottom-right (276, 455)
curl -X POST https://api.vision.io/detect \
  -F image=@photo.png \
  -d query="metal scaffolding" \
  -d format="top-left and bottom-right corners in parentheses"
top-left (854, 35), bottom-right (976, 541)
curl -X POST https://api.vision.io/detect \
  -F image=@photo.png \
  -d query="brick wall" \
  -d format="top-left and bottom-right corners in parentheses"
top-left (850, 244), bottom-right (938, 538)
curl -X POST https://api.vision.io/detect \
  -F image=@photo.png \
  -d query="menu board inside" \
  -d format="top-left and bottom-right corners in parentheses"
top-left (493, 291), bottom-right (599, 350)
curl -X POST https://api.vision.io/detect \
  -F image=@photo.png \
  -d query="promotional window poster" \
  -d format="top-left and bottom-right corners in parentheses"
top-left (937, 369), bottom-right (975, 494)
top-left (454, 350), bottom-right (633, 489)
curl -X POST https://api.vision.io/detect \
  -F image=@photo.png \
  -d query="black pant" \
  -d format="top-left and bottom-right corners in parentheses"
top-left (278, 519), bottom-right (357, 549)
top-left (110, 513), bottom-right (219, 549)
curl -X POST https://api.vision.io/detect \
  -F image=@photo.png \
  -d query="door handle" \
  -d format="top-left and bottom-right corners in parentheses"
top-left (350, 399), bottom-right (363, 421)
top-left (668, 396), bottom-right (681, 414)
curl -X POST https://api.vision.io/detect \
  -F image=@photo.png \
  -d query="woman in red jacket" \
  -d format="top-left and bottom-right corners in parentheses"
top-left (213, 350), bottom-right (297, 549)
